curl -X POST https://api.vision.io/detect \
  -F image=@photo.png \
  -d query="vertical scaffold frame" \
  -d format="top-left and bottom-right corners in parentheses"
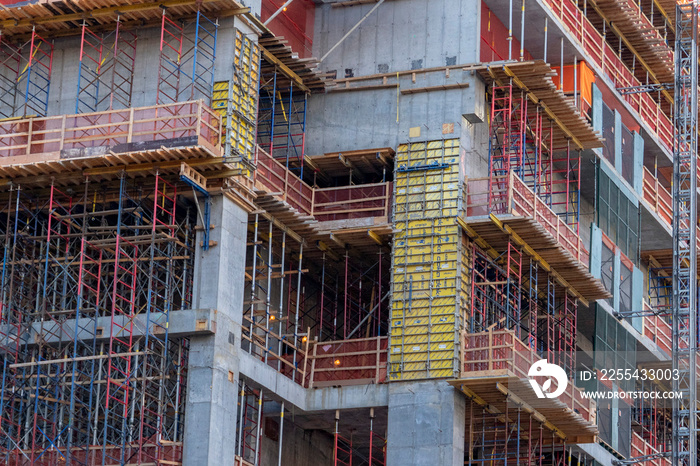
top-left (157, 9), bottom-right (218, 106)
top-left (76, 18), bottom-right (137, 113)
top-left (672, 3), bottom-right (698, 465)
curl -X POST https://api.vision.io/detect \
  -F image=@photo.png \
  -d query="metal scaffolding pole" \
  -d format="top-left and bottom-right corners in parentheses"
top-left (672, 3), bottom-right (699, 465)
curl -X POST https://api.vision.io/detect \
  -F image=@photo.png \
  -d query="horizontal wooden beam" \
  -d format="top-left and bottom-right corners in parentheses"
top-left (0, 0), bottom-right (247, 31)
top-left (261, 47), bottom-right (310, 93)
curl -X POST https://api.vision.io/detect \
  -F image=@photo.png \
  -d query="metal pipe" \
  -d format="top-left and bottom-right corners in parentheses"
top-left (320, 0), bottom-right (387, 63)
top-left (236, 382), bottom-right (246, 458)
top-left (292, 243), bottom-right (303, 381)
top-left (249, 214), bottom-right (259, 354)
top-left (277, 402), bottom-right (284, 466)
top-left (319, 252), bottom-right (326, 340)
top-left (277, 230), bottom-right (286, 371)
top-left (574, 56), bottom-right (578, 110)
top-left (264, 221), bottom-right (273, 364)
top-left (560, 38), bottom-right (564, 89)
top-left (544, 18), bottom-right (548, 62)
top-left (520, 0), bottom-right (525, 61)
top-left (509, 0), bottom-right (513, 61)
top-left (344, 251), bottom-right (349, 339)
top-left (254, 388), bottom-right (263, 466)
top-left (263, 0), bottom-right (295, 26)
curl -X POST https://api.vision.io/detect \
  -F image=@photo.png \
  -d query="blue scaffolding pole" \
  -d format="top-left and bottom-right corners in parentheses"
top-left (20, 29), bottom-right (52, 117)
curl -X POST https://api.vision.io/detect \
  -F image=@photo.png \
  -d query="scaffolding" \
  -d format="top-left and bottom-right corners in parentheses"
top-left (157, 10), bottom-right (218, 107)
top-left (240, 210), bottom-right (390, 386)
top-left (0, 29), bottom-right (53, 119)
top-left (0, 176), bottom-right (194, 465)
top-left (257, 67), bottom-right (308, 176)
top-left (488, 82), bottom-right (581, 234)
top-left (672, 3), bottom-right (699, 465)
top-left (75, 18), bottom-right (137, 114)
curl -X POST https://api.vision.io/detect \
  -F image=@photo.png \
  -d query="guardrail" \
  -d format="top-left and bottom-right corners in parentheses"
top-left (307, 336), bottom-right (387, 388)
top-left (0, 100), bottom-right (222, 159)
top-left (313, 183), bottom-right (392, 222)
top-left (255, 145), bottom-right (392, 223)
top-left (631, 432), bottom-right (671, 466)
top-left (465, 173), bottom-right (589, 266)
top-left (542, 0), bottom-right (674, 152)
top-left (642, 305), bottom-right (672, 358)
top-left (642, 167), bottom-right (672, 227)
top-left (462, 329), bottom-right (596, 425)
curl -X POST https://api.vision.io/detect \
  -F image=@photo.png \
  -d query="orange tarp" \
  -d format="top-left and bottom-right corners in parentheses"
top-left (552, 61), bottom-right (595, 107)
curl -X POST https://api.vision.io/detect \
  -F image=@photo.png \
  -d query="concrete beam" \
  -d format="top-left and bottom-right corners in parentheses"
top-left (237, 350), bottom-right (390, 412)
top-left (2, 309), bottom-right (218, 348)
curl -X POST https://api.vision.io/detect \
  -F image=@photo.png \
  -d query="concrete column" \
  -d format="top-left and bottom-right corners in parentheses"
top-left (386, 380), bottom-right (465, 466)
top-left (183, 194), bottom-right (248, 464)
top-left (632, 132), bottom-right (644, 196)
top-left (614, 110), bottom-right (623, 174)
top-left (591, 84), bottom-right (603, 134)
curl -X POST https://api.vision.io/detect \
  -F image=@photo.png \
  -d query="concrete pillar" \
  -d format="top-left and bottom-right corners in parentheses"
top-left (183, 194), bottom-right (248, 464)
top-left (614, 110), bottom-right (623, 174)
top-left (386, 380), bottom-right (465, 466)
top-left (632, 132), bottom-right (644, 196)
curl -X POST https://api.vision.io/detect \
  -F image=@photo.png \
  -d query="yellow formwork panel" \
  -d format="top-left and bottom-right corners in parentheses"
top-left (396, 311), bottom-right (457, 323)
top-left (392, 296), bottom-right (457, 310)
top-left (393, 250), bottom-right (458, 263)
top-left (390, 139), bottom-right (465, 381)
top-left (391, 328), bottom-right (456, 342)
top-left (395, 139), bottom-right (459, 164)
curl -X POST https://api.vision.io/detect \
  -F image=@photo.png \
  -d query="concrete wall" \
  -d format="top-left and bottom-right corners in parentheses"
top-left (259, 416), bottom-right (335, 466)
top-left (313, 0), bottom-right (481, 77)
top-left (305, 0), bottom-right (484, 156)
top-left (386, 380), bottom-right (465, 466)
top-left (183, 195), bottom-right (250, 464)
top-left (306, 71), bottom-right (488, 155)
top-left (2, 14), bottom-right (259, 118)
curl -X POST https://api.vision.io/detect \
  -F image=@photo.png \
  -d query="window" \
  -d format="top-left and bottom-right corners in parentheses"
top-left (597, 168), bottom-right (640, 264)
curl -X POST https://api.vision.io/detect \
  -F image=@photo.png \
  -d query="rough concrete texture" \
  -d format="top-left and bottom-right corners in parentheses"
top-left (313, 0), bottom-right (480, 77)
top-left (304, 0), bottom-right (483, 155)
top-left (386, 380), bottom-right (465, 466)
top-left (259, 417), bottom-right (335, 466)
top-left (183, 195), bottom-right (249, 464)
top-left (306, 71), bottom-right (487, 155)
top-left (13, 15), bottom-right (260, 117)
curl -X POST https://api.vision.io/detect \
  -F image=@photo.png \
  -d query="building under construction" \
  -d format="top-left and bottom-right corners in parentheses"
top-left (0, 0), bottom-right (696, 464)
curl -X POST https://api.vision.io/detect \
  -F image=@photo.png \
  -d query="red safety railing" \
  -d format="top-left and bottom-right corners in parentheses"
top-left (307, 336), bottom-right (388, 388)
top-left (312, 183), bottom-right (392, 222)
top-left (254, 145), bottom-right (314, 215)
top-left (631, 432), bottom-right (671, 466)
top-left (465, 173), bottom-right (589, 266)
top-left (542, 0), bottom-right (674, 152)
top-left (642, 167), bottom-right (672, 227)
top-left (254, 145), bottom-right (393, 223)
top-left (0, 100), bottom-right (222, 159)
top-left (462, 329), bottom-right (596, 425)
top-left (640, 167), bottom-right (700, 255)
top-left (642, 305), bottom-right (672, 358)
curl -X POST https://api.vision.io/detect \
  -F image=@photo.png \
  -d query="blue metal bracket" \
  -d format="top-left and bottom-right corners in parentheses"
top-left (180, 174), bottom-right (212, 251)
top-left (396, 161), bottom-right (450, 172)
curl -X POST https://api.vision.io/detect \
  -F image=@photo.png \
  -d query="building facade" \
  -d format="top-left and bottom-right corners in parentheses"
top-left (0, 0), bottom-right (682, 464)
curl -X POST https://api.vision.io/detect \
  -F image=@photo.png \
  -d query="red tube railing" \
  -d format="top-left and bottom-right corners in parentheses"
top-left (0, 100), bottom-right (221, 159)
top-left (542, 0), bottom-right (674, 152)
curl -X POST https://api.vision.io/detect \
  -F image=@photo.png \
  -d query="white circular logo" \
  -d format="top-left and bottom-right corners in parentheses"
top-left (527, 359), bottom-right (568, 399)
